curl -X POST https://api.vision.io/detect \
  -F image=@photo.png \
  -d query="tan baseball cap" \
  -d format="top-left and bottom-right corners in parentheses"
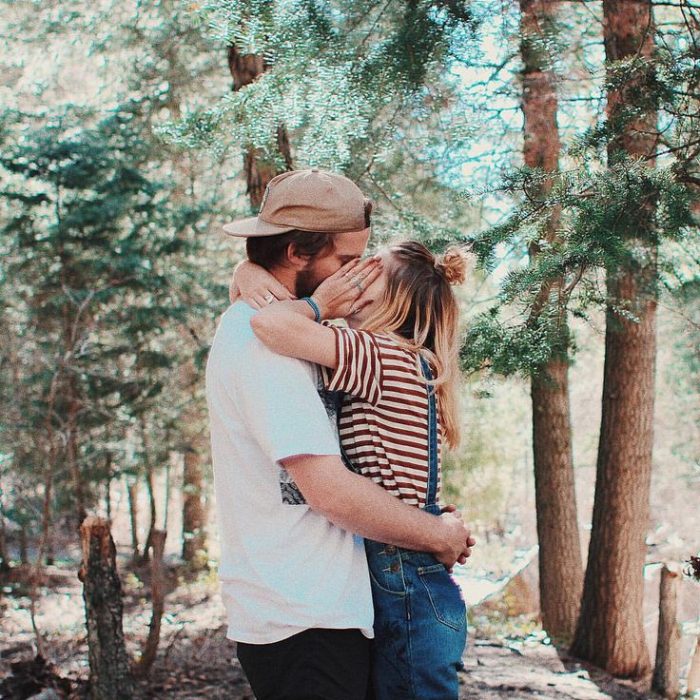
top-left (222, 168), bottom-right (370, 238)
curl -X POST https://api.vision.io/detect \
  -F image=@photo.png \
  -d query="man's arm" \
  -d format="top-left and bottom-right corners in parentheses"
top-left (281, 454), bottom-right (474, 568)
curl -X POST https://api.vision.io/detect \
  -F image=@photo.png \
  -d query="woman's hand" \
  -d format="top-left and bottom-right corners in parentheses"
top-left (312, 257), bottom-right (382, 319)
top-left (230, 260), bottom-right (296, 308)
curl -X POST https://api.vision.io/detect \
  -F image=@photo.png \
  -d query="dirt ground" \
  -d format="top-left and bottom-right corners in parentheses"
top-left (0, 554), bottom-right (658, 700)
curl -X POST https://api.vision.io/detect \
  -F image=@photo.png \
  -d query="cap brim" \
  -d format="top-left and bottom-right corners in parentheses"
top-left (222, 216), bottom-right (296, 238)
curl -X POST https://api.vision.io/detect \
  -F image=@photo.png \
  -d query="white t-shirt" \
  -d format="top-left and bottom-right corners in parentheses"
top-left (205, 302), bottom-right (374, 644)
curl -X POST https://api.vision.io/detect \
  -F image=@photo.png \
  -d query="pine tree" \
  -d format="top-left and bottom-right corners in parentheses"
top-left (570, 0), bottom-right (659, 676)
top-left (0, 105), bottom-right (189, 546)
top-left (519, 0), bottom-right (582, 643)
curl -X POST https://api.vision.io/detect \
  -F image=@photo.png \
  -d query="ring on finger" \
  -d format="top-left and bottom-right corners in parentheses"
top-left (264, 292), bottom-right (275, 304)
top-left (352, 279), bottom-right (364, 292)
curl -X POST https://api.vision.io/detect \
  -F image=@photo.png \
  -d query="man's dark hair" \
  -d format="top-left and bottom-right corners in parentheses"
top-left (246, 230), bottom-right (334, 270)
top-left (246, 199), bottom-right (373, 271)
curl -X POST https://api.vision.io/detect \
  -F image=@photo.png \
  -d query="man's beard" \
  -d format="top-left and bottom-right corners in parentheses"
top-left (295, 267), bottom-right (322, 298)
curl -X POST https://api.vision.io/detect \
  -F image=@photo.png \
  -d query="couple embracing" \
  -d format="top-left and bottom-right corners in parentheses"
top-left (206, 169), bottom-right (476, 700)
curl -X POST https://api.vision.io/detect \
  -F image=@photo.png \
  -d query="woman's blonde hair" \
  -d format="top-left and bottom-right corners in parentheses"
top-left (361, 241), bottom-right (467, 449)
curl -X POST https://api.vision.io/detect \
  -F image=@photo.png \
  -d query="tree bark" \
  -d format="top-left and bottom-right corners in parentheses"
top-left (687, 635), bottom-right (700, 694)
top-left (228, 44), bottom-right (293, 208)
top-left (571, 0), bottom-right (658, 677)
top-left (19, 526), bottom-right (28, 565)
top-left (531, 359), bottom-right (582, 640)
top-left (134, 529), bottom-right (167, 678)
top-left (182, 448), bottom-right (206, 565)
top-left (105, 454), bottom-right (113, 522)
top-left (652, 564), bottom-right (681, 698)
top-left (0, 511), bottom-right (9, 573)
top-left (141, 469), bottom-right (157, 565)
top-left (78, 516), bottom-right (134, 700)
top-left (520, 0), bottom-right (583, 642)
top-left (127, 479), bottom-right (140, 562)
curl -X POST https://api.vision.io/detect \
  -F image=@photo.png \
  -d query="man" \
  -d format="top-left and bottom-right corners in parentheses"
top-left (206, 168), bottom-right (474, 700)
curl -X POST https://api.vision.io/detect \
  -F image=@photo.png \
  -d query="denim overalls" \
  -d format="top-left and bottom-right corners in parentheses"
top-left (337, 357), bottom-right (468, 700)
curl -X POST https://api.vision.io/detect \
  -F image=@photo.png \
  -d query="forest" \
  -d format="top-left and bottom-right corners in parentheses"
top-left (0, 0), bottom-right (699, 698)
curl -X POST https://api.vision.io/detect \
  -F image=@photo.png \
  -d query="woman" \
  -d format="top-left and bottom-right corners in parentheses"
top-left (236, 241), bottom-right (469, 700)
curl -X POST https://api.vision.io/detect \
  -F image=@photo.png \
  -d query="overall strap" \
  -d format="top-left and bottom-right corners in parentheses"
top-left (329, 389), bottom-right (358, 473)
top-left (419, 355), bottom-right (439, 508)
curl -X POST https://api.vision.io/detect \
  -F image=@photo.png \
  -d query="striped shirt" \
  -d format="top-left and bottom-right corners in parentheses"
top-left (322, 326), bottom-right (442, 507)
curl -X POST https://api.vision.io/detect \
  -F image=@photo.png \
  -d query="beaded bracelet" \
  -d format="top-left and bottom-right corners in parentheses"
top-left (301, 296), bottom-right (321, 322)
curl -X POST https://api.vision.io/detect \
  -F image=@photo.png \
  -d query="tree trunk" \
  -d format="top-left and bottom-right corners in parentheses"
top-left (687, 635), bottom-right (700, 694)
top-left (141, 469), bottom-right (157, 565)
top-left (0, 511), bottom-right (9, 573)
top-left (105, 454), bottom-right (113, 522)
top-left (40, 477), bottom-right (53, 566)
top-left (571, 0), bottom-right (658, 677)
top-left (19, 526), bottom-right (28, 565)
top-left (66, 390), bottom-right (87, 527)
top-left (520, 0), bottom-right (582, 642)
top-left (652, 564), bottom-right (681, 698)
top-left (127, 480), bottom-right (140, 562)
top-left (228, 44), bottom-right (293, 208)
top-left (78, 516), bottom-right (134, 700)
top-left (182, 448), bottom-right (206, 565)
top-left (531, 359), bottom-right (582, 640)
top-left (134, 529), bottom-right (167, 678)
top-left (164, 452), bottom-right (174, 531)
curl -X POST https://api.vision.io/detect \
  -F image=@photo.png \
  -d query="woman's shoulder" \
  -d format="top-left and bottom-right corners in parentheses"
top-left (370, 332), bottom-right (421, 364)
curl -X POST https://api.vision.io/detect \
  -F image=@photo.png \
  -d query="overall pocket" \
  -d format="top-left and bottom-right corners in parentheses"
top-left (365, 545), bottom-right (408, 596)
top-left (416, 564), bottom-right (467, 631)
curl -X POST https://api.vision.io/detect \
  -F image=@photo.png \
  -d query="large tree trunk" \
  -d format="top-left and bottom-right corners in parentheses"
top-left (182, 447), bottom-right (206, 565)
top-left (570, 0), bottom-right (658, 677)
top-left (79, 516), bottom-right (134, 699)
top-left (228, 45), bottom-right (293, 208)
top-left (520, 0), bottom-right (583, 642)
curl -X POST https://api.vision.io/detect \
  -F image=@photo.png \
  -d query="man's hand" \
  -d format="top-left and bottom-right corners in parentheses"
top-left (434, 511), bottom-right (476, 570)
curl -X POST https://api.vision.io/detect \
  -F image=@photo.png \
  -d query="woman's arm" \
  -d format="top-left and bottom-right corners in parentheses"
top-left (250, 257), bottom-right (382, 368)
top-left (230, 260), bottom-right (296, 307)
top-left (250, 300), bottom-right (338, 367)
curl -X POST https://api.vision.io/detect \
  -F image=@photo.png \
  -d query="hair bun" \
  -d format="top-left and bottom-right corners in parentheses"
top-left (436, 247), bottom-right (468, 285)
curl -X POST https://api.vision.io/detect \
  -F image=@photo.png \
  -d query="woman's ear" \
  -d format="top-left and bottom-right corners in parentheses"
top-left (285, 242), bottom-right (308, 270)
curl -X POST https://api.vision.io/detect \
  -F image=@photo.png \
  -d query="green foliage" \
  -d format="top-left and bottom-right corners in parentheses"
top-left (176, 0), bottom-right (481, 242)
top-left (0, 103), bottom-right (198, 520)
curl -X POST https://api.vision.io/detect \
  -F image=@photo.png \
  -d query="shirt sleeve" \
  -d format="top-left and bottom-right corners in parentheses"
top-left (233, 337), bottom-right (340, 465)
top-left (320, 325), bottom-right (383, 405)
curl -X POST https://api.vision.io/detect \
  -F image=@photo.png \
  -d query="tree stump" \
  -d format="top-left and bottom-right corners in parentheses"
top-left (79, 516), bottom-right (134, 700)
top-left (652, 563), bottom-right (681, 699)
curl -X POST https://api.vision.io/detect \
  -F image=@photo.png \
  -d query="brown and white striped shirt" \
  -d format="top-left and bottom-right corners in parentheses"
top-left (322, 326), bottom-right (442, 507)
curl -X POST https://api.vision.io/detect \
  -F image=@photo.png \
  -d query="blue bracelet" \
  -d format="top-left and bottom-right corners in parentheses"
top-left (301, 296), bottom-right (321, 322)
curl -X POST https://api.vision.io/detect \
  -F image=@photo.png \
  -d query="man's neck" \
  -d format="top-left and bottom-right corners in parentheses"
top-left (268, 265), bottom-right (296, 297)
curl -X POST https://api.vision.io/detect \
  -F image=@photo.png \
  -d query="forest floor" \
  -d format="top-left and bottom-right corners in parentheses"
top-left (0, 553), bottom-right (655, 700)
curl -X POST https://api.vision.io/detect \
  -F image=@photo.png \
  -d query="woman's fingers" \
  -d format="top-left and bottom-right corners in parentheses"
top-left (268, 280), bottom-right (296, 301)
top-left (251, 293), bottom-right (269, 309)
top-left (358, 262), bottom-right (382, 289)
top-left (334, 258), bottom-right (361, 279)
top-left (353, 257), bottom-right (381, 281)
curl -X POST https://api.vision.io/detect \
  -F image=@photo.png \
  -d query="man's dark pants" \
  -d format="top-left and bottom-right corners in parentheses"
top-left (237, 628), bottom-right (371, 700)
